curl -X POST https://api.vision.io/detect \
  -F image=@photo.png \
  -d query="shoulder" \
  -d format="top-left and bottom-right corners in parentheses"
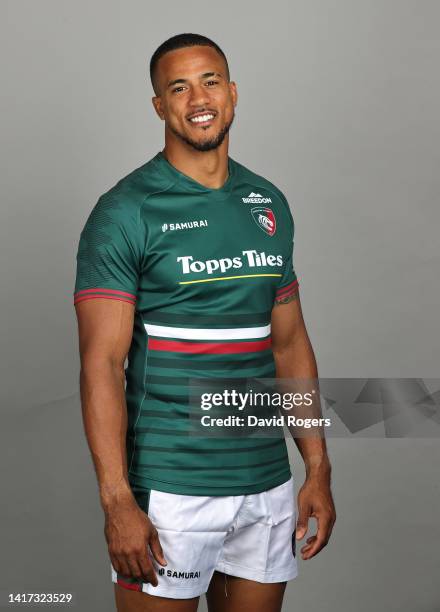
top-left (84, 154), bottom-right (175, 228)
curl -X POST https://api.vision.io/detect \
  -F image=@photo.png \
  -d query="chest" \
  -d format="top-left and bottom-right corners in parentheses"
top-left (142, 191), bottom-right (289, 288)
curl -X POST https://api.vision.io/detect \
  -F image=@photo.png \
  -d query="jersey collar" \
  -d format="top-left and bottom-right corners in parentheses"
top-left (153, 151), bottom-right (236, 201)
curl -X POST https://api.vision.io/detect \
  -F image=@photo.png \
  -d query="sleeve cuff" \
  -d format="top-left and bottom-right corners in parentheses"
top-left (73, 287), bottom-right (137, 305)
top-left (275, 280), bottom-right (299, 301)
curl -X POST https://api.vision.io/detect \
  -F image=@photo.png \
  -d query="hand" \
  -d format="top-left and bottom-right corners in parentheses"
top-left (295, 473), bottom-right (336, 560)
top-left (104, 495), bottom-right (167, 586)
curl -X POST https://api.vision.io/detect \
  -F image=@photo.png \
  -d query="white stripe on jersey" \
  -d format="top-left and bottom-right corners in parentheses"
top-left (143, 323), bottom-right (271, 341)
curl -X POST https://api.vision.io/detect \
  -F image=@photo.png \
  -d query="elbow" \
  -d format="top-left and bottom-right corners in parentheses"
top-left (79, 353), bottom-right (125, 380)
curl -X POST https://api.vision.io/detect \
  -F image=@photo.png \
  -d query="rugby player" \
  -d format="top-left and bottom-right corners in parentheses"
top-left (74, 33), bottom-right (336, 612)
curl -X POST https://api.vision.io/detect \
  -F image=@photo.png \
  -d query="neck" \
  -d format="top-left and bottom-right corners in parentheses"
top-left (162, 136), bottom-right (230, 189)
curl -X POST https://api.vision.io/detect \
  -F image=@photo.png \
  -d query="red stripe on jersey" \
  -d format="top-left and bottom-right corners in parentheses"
top-left (116, 577), bottom-right (142, 591)
top-left (149, 337), bottom-right (272, 354)
top-left (73, 294), bottom-right (136, 305)
top-left (276, 280), bottom-right (299, 297)
top-left (74, 287), bottom-right (137, 299)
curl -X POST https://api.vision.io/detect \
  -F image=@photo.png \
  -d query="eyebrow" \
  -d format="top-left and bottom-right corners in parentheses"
top-left (167, 72), bottom-right (223, 89)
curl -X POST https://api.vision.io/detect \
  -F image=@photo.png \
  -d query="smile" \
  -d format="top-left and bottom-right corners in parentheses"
top-left (188, 113), bottom-right (216, 125)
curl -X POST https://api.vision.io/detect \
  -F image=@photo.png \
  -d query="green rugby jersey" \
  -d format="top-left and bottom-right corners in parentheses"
top-left (74, 151), bottom-right (299, 496)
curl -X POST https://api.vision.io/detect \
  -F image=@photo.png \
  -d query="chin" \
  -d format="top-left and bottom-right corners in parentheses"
top-left (190, 140), bottom-right (222, 153)
top-left (170, 120), bottom-right (231, 152)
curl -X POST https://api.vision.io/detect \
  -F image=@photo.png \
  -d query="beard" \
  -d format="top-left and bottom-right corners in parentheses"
top-left (169, 112), bottom-right (235, 152)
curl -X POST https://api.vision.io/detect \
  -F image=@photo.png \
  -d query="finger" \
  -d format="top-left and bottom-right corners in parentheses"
top-left (302, 519), bottom-right (331, 559)
top-left (126, 555), bottom-right (144, 581)
top-left (138, 552), bottom-right (159, 587)
top-left (295, 503), bottom-right (311, 540)
top-left (301, 535), bottom-right (316, 554)
top-left (110, 556), bottom-right (122, 577)
top-left (302, 541), bottom-right (324, 559)
top-left (328, 514), bottom-right (336, 537)
top-left (150, 529), bottom-right (167, 566)
top-left (113, 554), bottom-right (131, 579)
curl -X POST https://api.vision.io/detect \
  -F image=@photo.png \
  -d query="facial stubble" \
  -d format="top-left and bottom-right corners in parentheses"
top-left (169, 111), bottom-right (235, 152)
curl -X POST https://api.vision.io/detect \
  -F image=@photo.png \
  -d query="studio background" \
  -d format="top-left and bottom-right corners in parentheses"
top-left (1, 1), bottom-right (439, 610)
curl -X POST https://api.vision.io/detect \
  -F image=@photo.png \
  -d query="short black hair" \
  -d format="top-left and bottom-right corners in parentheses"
top-left (149, 33), bottom-right (230, 95)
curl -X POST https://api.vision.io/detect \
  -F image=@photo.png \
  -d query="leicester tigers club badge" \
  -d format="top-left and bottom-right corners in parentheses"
top-left (251, 206), bottom-right (276, 236)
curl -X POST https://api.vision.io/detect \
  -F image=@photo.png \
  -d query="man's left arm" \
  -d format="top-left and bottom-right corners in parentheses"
top-left (271, 290), bottom-right (336, 560)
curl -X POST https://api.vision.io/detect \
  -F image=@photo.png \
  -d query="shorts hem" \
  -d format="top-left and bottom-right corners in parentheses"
top-left (142, 583), bottom-right (207, 599)
top-left (215, 560), bottom-right (298, 584)
top-left (112, 567), bottom-right (207, 599)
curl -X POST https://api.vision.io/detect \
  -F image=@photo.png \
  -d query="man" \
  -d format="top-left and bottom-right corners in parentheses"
top-left (74, 33), bottom-right (336, 612)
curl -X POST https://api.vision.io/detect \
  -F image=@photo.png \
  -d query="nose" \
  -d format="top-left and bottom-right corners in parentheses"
top-left (189, 83), bottom-right (210, 108)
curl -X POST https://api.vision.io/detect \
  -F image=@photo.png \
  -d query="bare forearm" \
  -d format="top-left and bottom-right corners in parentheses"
top-left (272, 298), bottom-right (336, 557)
top-left (273, 328), bottom-right (330, 478)
top-left (79, 360), bottom-right (134, 510)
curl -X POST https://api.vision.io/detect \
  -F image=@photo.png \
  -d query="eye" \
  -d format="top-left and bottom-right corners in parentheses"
top-left (205, 80), bottom-right (219, 86)
top-left (172, 86), bottom-right (186, 93)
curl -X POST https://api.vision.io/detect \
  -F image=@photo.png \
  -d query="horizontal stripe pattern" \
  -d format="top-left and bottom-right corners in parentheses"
top-left (73, 287), bottom-right (136, 305)
top-left (136, 455), bottom-right (288, 471)
top-left (147, 353), bottom-right (274, 369)
top-left (148, 337), bottom-right (271, 354)
top-left (144, 310), bottom-right (272, 326)
top-left (127, 308), bottom-right (290, 495)
top-left (145, 366), bottom-right (276, 385)
top-left (275, 279), bottom-right (299, 300)
top-left (144, 323), bottom-right (270, 340)
top-left (136, 439), bottom-right (284, 453)
top-left (145, 317), bottom-right (272, 356)
top-left (143, 380), bottom-right (277, 404)
top-left (140, 313), bottom-right (276, 418)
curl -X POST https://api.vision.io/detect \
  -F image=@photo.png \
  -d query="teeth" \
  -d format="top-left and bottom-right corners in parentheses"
top-left (190, 114), bottom-right (214, 123)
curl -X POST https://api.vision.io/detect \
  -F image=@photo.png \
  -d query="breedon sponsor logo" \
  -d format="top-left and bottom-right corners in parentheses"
top-left (242, 191), bottom-right (272, 204)
top-left (177, 250), bottom-right (284, 275)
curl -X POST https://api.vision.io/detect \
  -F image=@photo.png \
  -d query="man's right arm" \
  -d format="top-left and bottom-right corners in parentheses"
top-left (75, 298), bottom-right (166, 585)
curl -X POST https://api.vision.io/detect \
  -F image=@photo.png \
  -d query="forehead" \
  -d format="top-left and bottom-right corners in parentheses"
top-left (156, 45), bottom-right (227, 85)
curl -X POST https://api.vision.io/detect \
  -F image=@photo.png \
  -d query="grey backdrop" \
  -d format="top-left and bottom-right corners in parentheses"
top-left (1, 0), bottom-right (439, 610)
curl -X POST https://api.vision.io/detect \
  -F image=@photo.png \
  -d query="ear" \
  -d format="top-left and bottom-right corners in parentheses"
top-left (229, 81), bottom-right (238, 107)
top-left (152, 96), bottom-right (165, 120)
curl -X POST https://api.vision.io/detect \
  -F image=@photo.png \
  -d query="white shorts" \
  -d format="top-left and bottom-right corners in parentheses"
top-left (111, 476), bottom-right (298, 599)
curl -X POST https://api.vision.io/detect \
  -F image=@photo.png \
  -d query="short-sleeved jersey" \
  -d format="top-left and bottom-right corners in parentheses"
top-left (74, 152), bottom-right (299, 496)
